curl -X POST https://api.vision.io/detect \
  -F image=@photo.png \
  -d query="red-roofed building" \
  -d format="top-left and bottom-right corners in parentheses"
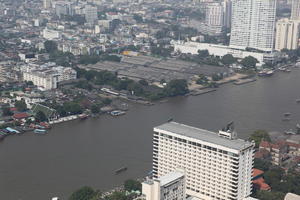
top-left (10, 107), bottom-right (17, 112)
top-left (253, 168), bottom-right (264, 178)
top-left (252, 168), bottom-right (271, 191)
top-left (13, 112), bottom-right (29, 120)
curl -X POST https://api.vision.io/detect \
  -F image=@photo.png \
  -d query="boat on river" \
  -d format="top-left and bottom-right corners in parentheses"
top-left (258, 70), bottom-right (274, 77)
top-left (285, 129), bottom-right (296, 135)
top-left (115, 166), bottom-right (127, 174)
top-left (34, 129), bottom-right (47, 134)
top-left (284, 112), bottom-right (291, 117)
top-left (110, 110), bottom-right (126, 116)
top-left (79, 114), bottom-right (88, 120)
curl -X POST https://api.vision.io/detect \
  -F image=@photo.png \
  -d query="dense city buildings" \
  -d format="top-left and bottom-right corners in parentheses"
top-left (230, 0), bottom-right (276, 52)
top-left (153, 122), bottom-right (255, 200)
top-left (142, 171), bottom-right (186, 200)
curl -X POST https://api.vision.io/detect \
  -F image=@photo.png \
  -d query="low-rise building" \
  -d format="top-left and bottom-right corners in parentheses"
top-left (174, 41), bottom-right (281, 65)
top-left (22, 63), bottom-right (77, 90)
top-left (142, 171), bottom-right (186, 200)
top-left (252, 168), bottom-right (271, 191)
top-left (43, 28), bottom-right (61, 40)
top-left (259, 140), bottom-right (289, 166)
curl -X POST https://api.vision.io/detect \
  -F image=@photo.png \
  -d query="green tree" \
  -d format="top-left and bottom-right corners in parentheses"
top-left (44, 40), bottom-right (58, 53)
top-left (106, 191), bottom-right (128, 200)
top-left (35, 111), bottom-right (47, 122)
top-left (221, 54), bottom-right (236, 65)
top-left (102, 98), bottom-right (112, 105)
top-left (196, 74), bottom-right (208, 85)
top-left (138, 79), bottom-right (148, 86)
top-left (15, 100), bottom-right (27, 112)
top-left (211, 73), bottom-right (223, 81)
top-left (256, 191), bottom-right (285, 200)
top-left (254, 158), bottom-right (271, 171)
top-left (91, 104), bottom-right (100, 114)
top-left (124, 179), bottom-right (142, 192)
top-left (164, 79), bottom-right (189, 97)
top-left (69, 186), bottom-right (96, 200)
top-left (264, 167), bottom-right (284, 187)
top-left (133, 14), bottom-right (143, 23)
top-left (249, 130), bottom-right (271, 148)
top-left (240, 56), bottom-right (258, 69)
top-left (197, 50), bottom-right (209, 58)
top-left (26, 81), bottom-right (34, 86)
top-left (63, 102), bottom-right (83, 115)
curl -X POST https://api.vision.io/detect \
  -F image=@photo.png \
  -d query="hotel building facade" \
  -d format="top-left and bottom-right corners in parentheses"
top-left (152, 122), bottom-right (255, 200)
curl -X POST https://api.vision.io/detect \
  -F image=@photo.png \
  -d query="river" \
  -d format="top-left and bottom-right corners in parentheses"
top-left (1, 70), bottom-right (300, 200)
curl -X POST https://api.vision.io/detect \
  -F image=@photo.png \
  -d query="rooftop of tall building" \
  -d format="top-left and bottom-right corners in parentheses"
top-left (154, 122), bottom-right (254, 151)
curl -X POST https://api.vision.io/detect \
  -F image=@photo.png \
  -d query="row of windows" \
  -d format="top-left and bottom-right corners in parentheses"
top-left (156, 133), bottom-right (239, 157)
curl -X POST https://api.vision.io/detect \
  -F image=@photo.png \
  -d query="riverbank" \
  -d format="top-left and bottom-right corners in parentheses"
top-left (0, 67), bottom-right (296, 143)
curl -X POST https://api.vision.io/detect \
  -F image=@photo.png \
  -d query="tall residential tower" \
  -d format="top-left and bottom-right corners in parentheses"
top-left (275, 18), bottom-right (300, 51)
top-left (291, 0), bottom-right (300, 20)
top-left (230, 0), bottom-right (277, 52)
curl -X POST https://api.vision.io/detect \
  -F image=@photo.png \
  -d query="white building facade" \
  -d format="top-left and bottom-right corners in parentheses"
top-left (23, 72), bottom-right (58, 90)
top-left (142, 171), bottom-right (186, 200)
top-left (204, 2), bottom-right (224, 35)
top-left (275, 18), bottom-right (300, 51)
top-left (230, 0), bottom-right (276, 52)
top-left (291, 0), bottom-right (300, 20)
top-left (43, 0), bottom-right (52, 9)
top-left (85, 5), bottom-right (98, 25)
top-left (43, 28), bottom-right (61, 40)
top-left (174, 41), bottom-right (279, 65)
top-left (153, 122), bottom-right (255, 200)
top-left (22, 63), bottom-right (77, 90)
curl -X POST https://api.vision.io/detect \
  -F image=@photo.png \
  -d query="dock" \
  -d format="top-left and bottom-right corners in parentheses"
top-left (234, 78), bottom-right (256, 85)
top-left (190, 88), bottom-right (217, 96)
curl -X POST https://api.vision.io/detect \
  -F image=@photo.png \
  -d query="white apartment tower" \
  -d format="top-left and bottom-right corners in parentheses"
top-left (43, 0), bottom-right (52, 9)
top-left (205, 2), bottom-right (224, 29)
top-left (230, 0), bottom-right (277, 52)
top-left (85, 5), bottom-right (98, 25)
top-left (291, 0), bottom-right (300, 20)
top-left (275, 18), bottom-right (300, 51)
top-left (153, 122), bottom-right (255, 200)
top-left (142, 171), bottom-right (186, 200)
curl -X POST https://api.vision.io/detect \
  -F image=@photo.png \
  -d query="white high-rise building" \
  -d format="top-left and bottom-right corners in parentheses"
top-left (85, 5), bottom-right (98, 25)
top-left (291, 0), bottom-right (300, 20)
top-left (153, 122), bottom-right (255, 200)
top-left (142, 171), bottom-right (186, 200)
top-left (205, 2), bottom-right (225, 34)
top-left (275, 18), bottom-right (300, 51)
top-left (230, 0), bottom-right (277, 52)
top-left (43, 0), bottom-right (52, 9)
